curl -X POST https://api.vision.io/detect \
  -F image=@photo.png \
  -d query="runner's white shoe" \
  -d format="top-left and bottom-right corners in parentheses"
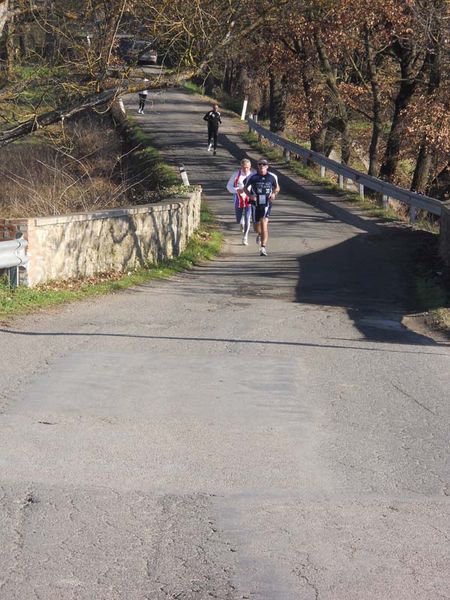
top-left (259, 246), bottom-right (267, 256)
top-left (242, 236), bottom-right (248, 245)
top-left (207, 143), bottom-right (212, 151)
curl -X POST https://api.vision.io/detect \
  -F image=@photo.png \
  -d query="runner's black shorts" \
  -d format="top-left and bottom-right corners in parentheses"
top-left (252, 203), bottom-right (272, 223)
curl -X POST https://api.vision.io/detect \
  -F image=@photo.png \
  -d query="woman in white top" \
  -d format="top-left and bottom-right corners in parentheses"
top-left (225, 158), bottom-right (255, 245)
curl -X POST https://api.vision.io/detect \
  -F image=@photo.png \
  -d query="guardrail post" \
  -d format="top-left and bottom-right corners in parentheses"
top-left (382, 194), bottom-right (389, 210)
top-left (283, 149), bottom-right (291, 162)
top-left (320, 165), bottom-right (326, 178)
top-left (409, 205), bottom-right (417, 224)
top-left (7, 266), bottom-right (18, 288)
top-left (359, 184), bottom-right (365, 199)
top-left (339, 174), bottom-right (344, 189)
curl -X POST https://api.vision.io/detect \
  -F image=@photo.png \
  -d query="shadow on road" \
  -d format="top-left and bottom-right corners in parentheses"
top-left (295, 227), bottom-right (447, 347)
top-left (218, 132), bottom-right (448, 349)
top-left (0, 328), bottom-right (448, 354)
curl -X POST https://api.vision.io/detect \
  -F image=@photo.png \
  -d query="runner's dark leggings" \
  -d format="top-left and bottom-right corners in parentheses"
top-left (208, 125), bottom-right (218, 150)
top-left (138, 95), bottom-right (147, 111)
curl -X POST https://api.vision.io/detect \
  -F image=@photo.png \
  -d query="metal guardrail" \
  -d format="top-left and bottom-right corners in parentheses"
top-left (0, 235), bottom-right (28, 287)
top-left (247, 118), bottom-right (443, 220)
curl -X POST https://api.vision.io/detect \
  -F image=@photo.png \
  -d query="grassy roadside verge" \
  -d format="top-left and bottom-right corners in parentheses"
top-left (0, 201), bottom-right (223, 321)
top-left (111, 102), bottom-right (186, 201)
top-left (410, 237), bottom-right (450, 335)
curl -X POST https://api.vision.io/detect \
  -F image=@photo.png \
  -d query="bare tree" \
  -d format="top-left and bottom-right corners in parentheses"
top-left (0, 0), bottom-right (286, 147)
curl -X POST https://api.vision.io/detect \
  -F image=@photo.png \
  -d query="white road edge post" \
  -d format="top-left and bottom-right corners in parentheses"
top-left (241, 96), bottom-right (248, 121)
top-left (179, 164), bottom-right (190, 186)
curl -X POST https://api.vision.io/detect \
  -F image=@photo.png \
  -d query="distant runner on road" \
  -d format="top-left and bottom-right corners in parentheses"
top-left (137, 80), bottom-right (149, 114)
top-left (203, 103), bottom-right (222, 156)
top-left (243, 158), bottom-right (280, 256)
top-left (226, 158), bottom-right (255, 245)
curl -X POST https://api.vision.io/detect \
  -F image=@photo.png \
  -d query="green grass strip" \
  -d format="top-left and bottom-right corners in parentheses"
top-left (0, 202), bottom-right (223, 320)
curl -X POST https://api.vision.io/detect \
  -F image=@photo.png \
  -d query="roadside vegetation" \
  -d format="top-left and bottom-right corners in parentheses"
top-left (0, 107), bottom-right (183, 218)
top-left (0, 202), bottom-right (222, 320)
top-left (1, 1), bottom-right (448, 333)
top-left (242, 130), bottom-right (412, 224)
top-left (1, 2), bottom-right (449, 203)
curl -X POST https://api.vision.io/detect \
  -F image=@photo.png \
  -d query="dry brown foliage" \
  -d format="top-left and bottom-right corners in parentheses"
top-left (0, 112), bottom-right (145, 218)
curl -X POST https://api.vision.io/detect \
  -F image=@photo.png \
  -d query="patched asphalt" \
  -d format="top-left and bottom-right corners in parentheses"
top-left (0, 85), bottom-right (448, 599)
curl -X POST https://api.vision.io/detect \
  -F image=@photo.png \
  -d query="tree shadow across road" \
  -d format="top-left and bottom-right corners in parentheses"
top-left (0, 328), bottom-right (448, 356)
top-left (218, 131), bottom-right (449, 349)
top-left (295, 227), bottom-right (448, 347)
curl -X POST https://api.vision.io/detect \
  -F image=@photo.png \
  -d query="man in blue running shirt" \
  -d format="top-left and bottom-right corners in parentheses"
top-left (243, 158), bottom-right (280, 256)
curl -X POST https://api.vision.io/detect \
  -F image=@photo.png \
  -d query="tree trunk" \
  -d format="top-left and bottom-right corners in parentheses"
top-left (364, 26), bottom-right (382, 177)
top-left (379, 41), bottom-right (428, 181)
top-left (235, 64), bottom-right (250, 98)
top-left (429, 161), bottom-right (450, 200)
top-left (4, 1), bottom-right (16, 78)
top-left (0, 1), bottom-right (8, 37)
top-left (313, 27), bottom-right (351, 164)
top-left (258, 83), bottom-right (270, 121)
top-left (222, 59), bottom-right (234, 94)
top-left (378, 91), bottom-right (409, 180)
top-left (411, 143), bottom-right (434, 192)
top-left (324, 124), bottom-right (339, 158)
top-left (310, 129), bottom-right (326, 155)
top-left (340, 128), bottom-right (351, 165)
top-left (411, 43), bottom-right (441, 192)
top-left (204, 71), bottom-right (215, 95)
top-left (300, 54), bottom-right (326, 154)
top-left (269, 69), bottom-right (287, 133)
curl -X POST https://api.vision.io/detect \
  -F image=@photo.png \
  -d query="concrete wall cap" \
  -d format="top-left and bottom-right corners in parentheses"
top-left (30, 190), bottom-right (201, 227)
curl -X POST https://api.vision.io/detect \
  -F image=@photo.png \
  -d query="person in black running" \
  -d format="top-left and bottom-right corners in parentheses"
top-left (203, 103), bottom-right (222, 155)
top-left (137, 79), bottom-right (149, 114)
top-left (243, 158), bottom-right (280, 256)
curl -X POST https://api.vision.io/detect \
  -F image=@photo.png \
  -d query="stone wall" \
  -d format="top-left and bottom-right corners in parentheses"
top-left (439, 201), bottom-right (450, 272)
top-left (21, 189), bottom-right (201, 286)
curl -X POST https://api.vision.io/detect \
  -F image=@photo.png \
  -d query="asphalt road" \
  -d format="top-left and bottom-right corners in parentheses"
top-left (0, 85), bottom-right (449, 599)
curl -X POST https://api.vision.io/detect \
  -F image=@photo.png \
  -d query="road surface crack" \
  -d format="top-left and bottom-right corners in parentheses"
top-left (294, 554), bottom-right (320, 599)
top-left (392, 382), bottom-right (437, 416)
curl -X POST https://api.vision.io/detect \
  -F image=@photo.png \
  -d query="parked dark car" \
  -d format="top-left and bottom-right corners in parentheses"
top-left (116, 35), bottom-right (157, 65)
top-left (138, 46), bottom-right (158, 65)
